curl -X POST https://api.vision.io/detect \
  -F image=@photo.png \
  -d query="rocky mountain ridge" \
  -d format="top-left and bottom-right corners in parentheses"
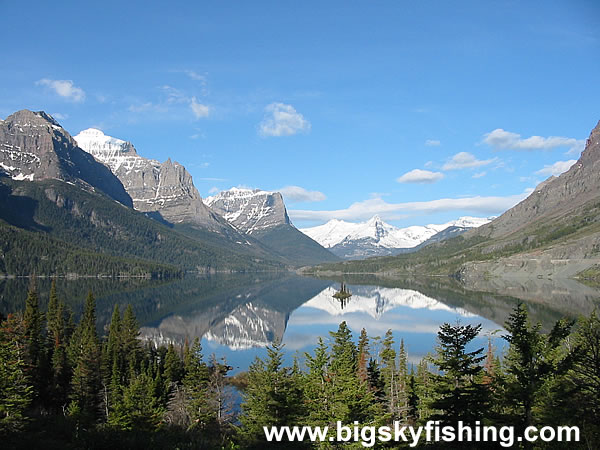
top-left (0, 110), bottom-right (132, 206)
top-left (205, 187), bottom-right (339, 266)
top-left (204, 187), bottom-right (291, 234)
top-left (74, 128), bottom-right (225, 230)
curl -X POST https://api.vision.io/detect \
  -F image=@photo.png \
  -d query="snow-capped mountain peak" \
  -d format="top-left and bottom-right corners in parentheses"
top-left (204, 187), bottom-right (291, 234)
top-left (300, 215), bottom-right (492, 259)
top-left (74, 128), bottom-right (225, 229)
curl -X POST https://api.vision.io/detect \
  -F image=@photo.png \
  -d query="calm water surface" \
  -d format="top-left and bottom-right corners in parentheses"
top-left (2, 273), bottom-right (599, 373)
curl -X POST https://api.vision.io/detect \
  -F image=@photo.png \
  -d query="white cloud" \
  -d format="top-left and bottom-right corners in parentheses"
top-left (397, 169), bottom-right (444, 184)
top-left (161, 85), bottom-right (188, 104)
top-left (425, 139), bottom-right (441, 146)
top-left (279, 186), bottom-right (326, 203)
top-left (190, 97), bottom-right (210, 118)
top-left (36, 78), bottom-right (85, 102)
top-left (483, 128), bottom-right (584, 153)
top-left (259, 102), bottom-right (310, 137)
top-left (472, 171), bottom-right (487, 179)
top-left (51, 112), bottom-right (68, 120)
top-left (535, 159), bottom-right (577, 177)
top-left (289, 190), bottom-right (530, 223)
top-left (442, 152), bottom-right (499, 170)
top-left (185, 70), bottom-right (207, 82)
top-left (208, 187), bottom-right (220, 194)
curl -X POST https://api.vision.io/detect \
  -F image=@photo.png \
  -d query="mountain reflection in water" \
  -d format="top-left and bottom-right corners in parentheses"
top-left (2, 273), bottom-right (599, 372)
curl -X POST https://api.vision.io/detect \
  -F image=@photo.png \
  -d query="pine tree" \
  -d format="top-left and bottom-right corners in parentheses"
top-left (328, 321), bottom-right (375, 424)
top-left (108, 372), bottom-right (164, 431)
top-left (48, 299), bottom-right (70, 410)
top-left (380, 329), bottom-right (399, 419)
top-left (367, 358), bottom-right (385, 404)
top-left (357, 328), bottom-right (369, 384)
top-left (431, 322), bottom-right (489, 425)
top-left (240, 341), bottom-right (304, 444)
top-left (0, 313), bottom-right (33, 433)
top-left (397, 339), bottom-right (409, 421)
top-left (182, 338), bottom-right (211, 429)
top-left (121, 304), bottom-right (142, 379)
top-left (23, 284), bottom-right (45, 403)
top-left (102, 305), bottom-right (123, 421)
top-left (415, 358), bottom-right (434, 421)
top-left (206, 354), bottom-right (234, 430)
top-left (164, 342), bottom-right (184, 386)
top-left (68, 291), bottom-right (102, 423)
top-left (568, 310), bottom-right (600, 444)
top-left (303, 337), bottom-right (332, 425)
top-left (406, 370), bottom-right (419, 425)
top-left (502, 303), bottom-right (573, 432)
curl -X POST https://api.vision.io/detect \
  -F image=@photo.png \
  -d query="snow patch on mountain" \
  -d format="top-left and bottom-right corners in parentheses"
top-left (75, 128), bottom-right (224, 228)
top-left (205, 187), bottom-right (291, 234)
top-left (301, 215), bottom-right (491, 250)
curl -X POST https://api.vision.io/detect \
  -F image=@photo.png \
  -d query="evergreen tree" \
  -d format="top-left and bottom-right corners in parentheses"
top-left (164, 342), bottom-right (184, 386)
top-left (303, 337), bottom-right (332, 426)
top-left (240, 341), bottom-right (304, 444)
top-left (406, 371), bottom-right (419, 425)
top-left (328, 322), bottom-right (376, 424)
top-left (367, 358), bottom-right (385, 404)
top-left (502, 303), bottom-right (573, 432)
top-left (182, 338), bottom-right (211, 429)
top-left (48, 300), bottom-right (70, 410)
top-left (206, 354), bottom-right (234, 430)
top-left (0, 313), bottom-right (33, 433)
top-left (68, 291), bottom-right (102, 423)
top-left (121, 304), bottom-right (142, 379)
top-left (568, 310), bottom-right (600, 444)
top-left (380, 329), bottom-right (400, 419)
top-left (414, 358), bottom-right (434, 421)
top-left (397, 339), bottom-right (409, 421)
top-left (108, 372), bottom-right (164, 431)
top-left (357, 328), bottom-right (369, 383)
top-left (23, 284), bottom-right (46, 403)
top-left (431, 322), bottom-right (488, 425)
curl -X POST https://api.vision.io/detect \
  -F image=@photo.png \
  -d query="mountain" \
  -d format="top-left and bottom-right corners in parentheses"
top-left (0, 176), bottom-right (282, 275)
top-left (205, 187), bottom-right (339, 266)
top-left (204, 187), bottom-right (290, 233)
top-left (74, 128), bottom-right (225, 230)
top-left (0, 110), bottom-right (286, 275)
top-left (310, 120), bottom-right (600, 279)
top-left (301, 215), bottom-right (491, 259)
top-left (74, 129), bottom-right (294, 265)
top-left (0, 110), bottom-right (131, 206)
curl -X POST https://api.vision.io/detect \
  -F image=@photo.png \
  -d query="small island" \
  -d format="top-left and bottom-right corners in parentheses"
top-left (333, 281), bottom-right (352, 300)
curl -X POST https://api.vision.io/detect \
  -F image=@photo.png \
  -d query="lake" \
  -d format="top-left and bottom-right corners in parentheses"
top-left (2, 273), bottom-right (599, 373)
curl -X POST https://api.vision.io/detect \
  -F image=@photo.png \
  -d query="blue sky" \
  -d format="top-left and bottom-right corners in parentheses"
top-left (2, 0), bottom-right (599, 228)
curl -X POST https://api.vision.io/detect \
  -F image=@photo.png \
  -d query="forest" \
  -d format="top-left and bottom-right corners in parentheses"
top-left (0, 282), bottom-right (599, 449)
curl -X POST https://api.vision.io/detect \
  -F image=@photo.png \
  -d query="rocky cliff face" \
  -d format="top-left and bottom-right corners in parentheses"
top-left (0, 110), bottom-right (132, 206)
top-left (74, 128), bottom-right (225, 230)
top-left (204, 187), bottom-right (291, 234)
